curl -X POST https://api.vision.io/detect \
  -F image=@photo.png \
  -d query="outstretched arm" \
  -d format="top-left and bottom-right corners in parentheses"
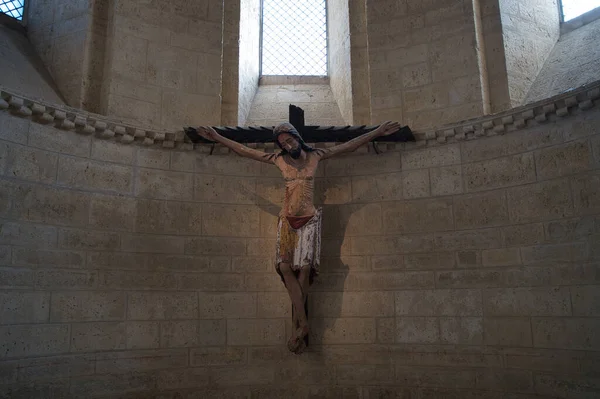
top-left (195, 126), bottom-right (277, 164)
top-left (317, 121), bottom-right (401, 160)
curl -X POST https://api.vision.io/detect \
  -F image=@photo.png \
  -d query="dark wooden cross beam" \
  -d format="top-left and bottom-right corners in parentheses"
top-left (184, 104), bottom-right (415, 146)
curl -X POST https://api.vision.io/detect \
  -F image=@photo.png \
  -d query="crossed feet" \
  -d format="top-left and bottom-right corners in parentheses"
top-left (288, 324), bottom-right (309, 354)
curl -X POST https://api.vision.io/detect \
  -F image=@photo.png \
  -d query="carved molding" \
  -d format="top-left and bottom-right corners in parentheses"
top-left (1, 79), bottom-right (599, 154)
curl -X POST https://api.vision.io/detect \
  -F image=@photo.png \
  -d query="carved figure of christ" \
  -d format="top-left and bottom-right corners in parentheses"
top-left (194, 121), bottom-right (401, 354)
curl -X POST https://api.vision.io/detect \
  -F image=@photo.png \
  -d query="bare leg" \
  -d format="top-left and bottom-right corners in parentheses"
top-left (279, 263), bottom-right (307, 328)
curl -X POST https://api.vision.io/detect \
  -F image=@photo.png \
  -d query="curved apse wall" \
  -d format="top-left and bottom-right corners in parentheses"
top-left (0, 83), bottom-right (599, 399)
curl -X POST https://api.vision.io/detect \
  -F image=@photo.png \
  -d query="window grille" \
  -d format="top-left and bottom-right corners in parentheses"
top-left (0, 0), bottom-right (24, 20)
top-left (261, 0), bottom-right (328, 76)
top-left (560, 0), bottom-right (600, 21)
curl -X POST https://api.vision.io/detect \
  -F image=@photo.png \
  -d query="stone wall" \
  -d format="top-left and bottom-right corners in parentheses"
top-left (101, 0), bottom-right (224, 130)
top-left (0, 81), bottom-right (599, 397)
top-left (366, 0), bottom-right (486, 129)
top-left (526, 17), bottom-right (600, 104)
top-left (0, 24), bottom-right (64, 104)
top-left (26, 0), bottom-right (106, 112)
top-left (328, 0), bottom-right (353, 124)
top-left (499, 0), bottom-right (560, 107)
top-left (245, 81), bottom-right (345, 127)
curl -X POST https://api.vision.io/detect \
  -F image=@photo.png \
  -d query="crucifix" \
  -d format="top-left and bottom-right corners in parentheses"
top-left (185, 105), bottom-right (414, 354)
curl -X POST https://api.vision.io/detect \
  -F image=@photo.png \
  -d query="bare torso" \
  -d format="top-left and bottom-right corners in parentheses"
top-left (275, 151), bottom-right (321, 217)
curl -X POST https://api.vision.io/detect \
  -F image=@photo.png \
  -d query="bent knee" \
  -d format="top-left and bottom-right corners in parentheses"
top-left (278, 262), bottom-right (293, 274)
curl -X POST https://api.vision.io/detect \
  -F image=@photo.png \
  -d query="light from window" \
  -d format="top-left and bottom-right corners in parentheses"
top-left (0, 0), bottom-right (24, 20)
top-left (562, 0), bottom-right (600, 21)
top-left (261, 0), bottom-right (327, 76)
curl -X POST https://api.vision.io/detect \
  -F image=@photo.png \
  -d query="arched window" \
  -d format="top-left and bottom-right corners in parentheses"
top-left (260, 0), bottom-right (328, 76)
top-left (560, 0), bottom-right (600, 21)
top-left (0, 0), bottom-right (25, 21)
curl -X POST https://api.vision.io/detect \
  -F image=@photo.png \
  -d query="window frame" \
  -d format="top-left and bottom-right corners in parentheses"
top-left (258, 0), bottom-right (329, 78)
top-left (558, 0), bottom-right (600, 31)
top-left (0, 0), bottom-right (28, 25)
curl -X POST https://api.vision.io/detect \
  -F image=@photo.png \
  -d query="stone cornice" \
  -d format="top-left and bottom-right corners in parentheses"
top-left (1, 80), bottom-right (599, 154)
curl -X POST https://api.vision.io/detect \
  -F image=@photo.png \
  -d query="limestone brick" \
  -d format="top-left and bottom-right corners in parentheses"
top-left (484, 317), bottom-right (532, 347)
top-left (0, 324), bottom-right (70, 359)
top-left (0, 292), bottom-right (50, 324)
top-left (440, 317), bottom-right (483, 345)
top-left (50, 292), bottom-right (126, 322)
top-left (402, 169), bottom-right (431, 199)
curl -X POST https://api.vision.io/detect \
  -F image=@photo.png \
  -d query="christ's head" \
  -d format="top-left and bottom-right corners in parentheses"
top-left (273, 122), bottom-right (313, 159)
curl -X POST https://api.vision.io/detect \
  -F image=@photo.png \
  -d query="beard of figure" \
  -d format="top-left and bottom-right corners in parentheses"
top-left (289, 145), bottom-right (302, 159)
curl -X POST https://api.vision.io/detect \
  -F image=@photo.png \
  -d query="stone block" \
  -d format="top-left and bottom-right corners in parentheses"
top-left (351, 172), bottom-right (403, 202)
top-left (405, 252), bottom-right (456, 270)
top-left (505, 349), bottom-right (580, 373)
top-left (89, 194), bottom-right (136, 231)
top-left (170, 151), bottom-right (195, 172)
top-left (227, 319), bottom-right (285, 345)
top-left (545, 217), bottom-right (596, 242)
top-left (135, 168), bottom-right (194, 200)
top-left (440, 317), bottom-right (483, 344)
top-left (571, 285), bottom-right (600, 316)
top-left (50, 291), bottom-right (126, 322)
top-left (12, 248), bottom-right (83, 270)
top-left (592, 135), bottom-right (600, 166)
top-left (58, 228), bottom-right (120, 250)
top-left (464, 153), bottom-right (536, 192)
top-left (571, 172), bottom-right (600, 216)
top-left (532, 318), bottom-right (600, 350)
top-left (0, 292), bottom-right (49, 324)
top-left (383, 198), bottom-right (453, 233)
top-left (231, 253), bottom-right (274, 273)
top-left (475, 369), bottom-right (533, 393)
top-left (11, 185), bottom-right (90, 226)
top-left (100, 270), bottom-right (177, 290)
top-left (0, 222), bottom-right (58, 248)
top-left (70, 372), bottom-right (155, 397)
top-left (195, 174), bottom-right (256, 204)
top-left (402, 169), bottom-right (430, 199)
top-left (195, 153), bottom-right (261, 176)
top-left (395, 289), bottom-right (482, 316)
top-left (0, 112), bottom-right (29, 144)
top-left (484, 317), bottom-right (532, 347)
top-left (534, 373), bottom-right (600, 399)
top-left (197, 319), bottom-right (227, 346)
top-left (135, 199), bottom-right (202, 235)
top-left (211, 366), bottom-right (275, 386)
top-left (57, 156), bottom-right (132, 194)
top-left (430, 165), bottom-right (463, 196)
top-left (535, 140), bottom-right (592, 179)
top-left (323, 203), bottom-right (382, 238)
top-left (4, 144), bottom-right (58, 183)
top-left (127, 292), bottom-right (198, 320)
top-left (246, 238), bottom-right (277, 258)
top-left (178, 273), bottom-right (245, 291)
top-left (0, 246), bottom-right (8, 264)
top-left (310, 291), bottom-right (394, 318)
top-left (198, 293), bottom-right (257, 318)
top-left (396, 317), bottom-right (439, 344)
top-left (156, 368), bottom-right (212, 390)
top-left (344, 271), bottom-right (435, 290)
top-left (324, 151), bottom-right (401, 177)
top-left (454, 190), bottom-right (508, 229)
top-left (87, 252), bottom-right (148, 271)
top-left (371, 255), bottom-right (405, 270)
top-left (121, 234), bottom-right (184, 254)
top-left (0, 267), bottom-right (34, 289)
top-left (456, 250), bottom-right (481, 267)
top-left (95, 349), bottom-right (188, 374)
top-left (160, 320), bottom-right (198, 348)
top-left (483, 287), bottom-right (571, 316)
top-left (71, 321), bottom-right (159, 352)
top-left (481, 247), bottom-right (521, 266)
top-left (351, 234), bottom-right (435, 255)
top-left (137, 148), bottom-right (170, 169)
top-left (507, 179), bottom-right (573, 223)
top-left (398, 367), bottom-right (478, 390)
top-left (202, 204), bottom-right (260, 237)
top-left (35, 270), bottom-right (97, 289)
top-left (147, 254), bottom-right (227, 273)
top-left (0, 324), bottom-right (70, 358)
top-left (314, 177), bottom-right (352, 204)
top-left (18, 354), bottom-right (95, 381)
top-left (28, 123), bottom-right (91, 157)
top-left (185, 237), bottom-right (246, 256)
top-left (257, 292), bottom-right (290, 318)
top-left (503, 223), bottom-right (545, 246)
top-left (190, 347), bottom-right (246, 367)
top-left (402, 144), bottom-right (461, 170)
top-left (91, 139), bottom-right (136, 165)
top-left (520, 242), bottom-right (589, 264)
top-left (376, 318), bottom-right (396, 343)
top-left (434, 228), bottom-right (502, 250)
top-left (310, 318), bottom-right (376, 344)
